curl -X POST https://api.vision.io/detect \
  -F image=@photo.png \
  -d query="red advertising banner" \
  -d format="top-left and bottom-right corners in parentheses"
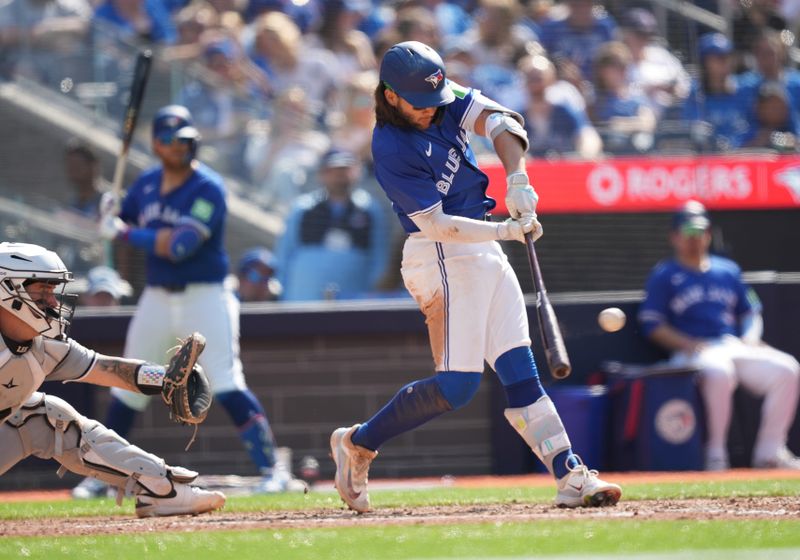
top-left (483, 153), bottom-right (800, 215)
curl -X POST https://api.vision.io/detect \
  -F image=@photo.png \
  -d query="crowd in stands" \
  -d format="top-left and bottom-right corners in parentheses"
top-left (9, 0), bottom-right (800, 301)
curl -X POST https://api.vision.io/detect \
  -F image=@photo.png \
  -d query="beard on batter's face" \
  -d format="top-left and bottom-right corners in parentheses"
top-left (375, 83), bottom-right (439, 130)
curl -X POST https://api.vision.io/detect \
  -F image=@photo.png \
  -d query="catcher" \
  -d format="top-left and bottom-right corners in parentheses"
top-left (0, 242), bottom-right (224, 517)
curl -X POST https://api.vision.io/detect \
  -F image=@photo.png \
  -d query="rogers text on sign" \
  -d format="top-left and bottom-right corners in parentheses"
top-left (587, 163), bottom-right (753, 206)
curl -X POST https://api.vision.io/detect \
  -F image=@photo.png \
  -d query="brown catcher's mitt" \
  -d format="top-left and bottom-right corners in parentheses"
top-left (162, 332), bottom-right (213, 449)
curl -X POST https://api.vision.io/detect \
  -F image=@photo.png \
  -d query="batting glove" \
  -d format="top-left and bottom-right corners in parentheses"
top-left (98, 213), bottom-right (129, 240)
top-left (497, 213), bottom-right (543, 243)
top-left (505, 172), bottom-right (538, 219)
top-left (99, 191), bottom-right (121, 217)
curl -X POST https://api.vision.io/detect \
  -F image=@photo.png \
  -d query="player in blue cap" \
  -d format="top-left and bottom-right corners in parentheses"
top-left (639, 201), bottom-right (800, 471)
top-left (78, 105), bottom-right (306, 498)
top-left (330, 41), bottom-right (622, 513)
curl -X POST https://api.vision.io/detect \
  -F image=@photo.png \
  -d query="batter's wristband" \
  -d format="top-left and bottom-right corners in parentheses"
top-left (135, 363), bottom-right (166, 395)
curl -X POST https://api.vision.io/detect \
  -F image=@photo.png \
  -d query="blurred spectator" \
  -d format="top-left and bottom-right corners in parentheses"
top-left (74, 265), bottom-right (133, 307)
top-left (235, 247), bottom-right (281, 301)
top-left (619, 7), bottom-right (690, 119)
top-left (63, 138), bottom-right (108, 219)
top-left (0, 0), bottom-right (92, 83)
top-left (274, 149), bottom-right (390, 301)
top-left (738, 28), bottom-right (800, 122)
top-left (732, 0), bottom-right (788, 70)
top-left (93, 0), bottom-right (177, 44)
top-left (392, 5), bottom-right (443, 51)
top-left (179, 39), bottom-right (269, 178)
top-left (245, 86), bottom-right (329, 210)
top-left (161, 1), bottom-right (220, 62)
top-left (742, 80), bottom-right (800, 151)
top-left (517, 54), bottom-right (602, 159)
top-left (393, 0), bottom-right (473, 43)
top-left (520, 0), bottom-right (558, 38)
top-left (682, 32), bottom-right (756, 150)
top-left (589, 41), bottom-right (656, 155)
top-left (455, 0), bottom-right (539, 108)
top-left (249, 11), bottom-right (341, 121)
top-left (330, 70), bottom-right (379, 165)
top-left (307, 0), bottom-right (376, 78)
top-left (639, 201), bottom-right (800, 471)
top-left (538, 0), bottom-right (618, 82)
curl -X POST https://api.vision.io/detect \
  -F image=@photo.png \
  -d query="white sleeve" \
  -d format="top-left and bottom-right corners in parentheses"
top-left (410, 202), bottom-right (502, 243)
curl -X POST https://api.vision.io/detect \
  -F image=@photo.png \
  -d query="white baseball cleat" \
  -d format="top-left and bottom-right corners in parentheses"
top-left (135, 483), bottom-right (226, 518)
top-left (555, 457), bottom-right (621, 508)
top-left (256, 468), bottom-right (309, 494)
top-left (753, 446), bottom-right (800, 470)
top-left (330, 424), bottom-right (378, 513)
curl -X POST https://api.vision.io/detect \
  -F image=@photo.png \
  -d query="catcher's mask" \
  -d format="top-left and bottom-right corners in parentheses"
top-left (0, 242), bottom-right (76, 340)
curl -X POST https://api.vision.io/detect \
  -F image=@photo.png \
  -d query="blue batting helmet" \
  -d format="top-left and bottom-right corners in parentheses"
top-left (380, 41), bottom-right (455, 108)
top-left (152, 105), bottom-right (200, 159)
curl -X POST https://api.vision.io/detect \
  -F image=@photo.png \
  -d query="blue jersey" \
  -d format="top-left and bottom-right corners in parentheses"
top-left (120, 162), bottom-right (229, 286)
top-left (372, 83), bottom-right (496, 234)
top-left (682, 78), bottom-right (756, 148)
top-left (638, 256), bottom-right (760, 339)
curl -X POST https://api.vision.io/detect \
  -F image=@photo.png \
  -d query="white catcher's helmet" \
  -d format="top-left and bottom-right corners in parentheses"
top-left (0, 242), bottom-right (76, 339)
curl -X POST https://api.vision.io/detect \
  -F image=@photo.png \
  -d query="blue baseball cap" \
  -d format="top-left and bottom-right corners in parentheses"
top-left (672, 200), bottom-right (710, 233)
top-left (380, 41), bottom-right (455, 108)
top-left (321, 148), bottom-right (358, 168)
top-left (238, 247), bottom-right (275, 272)
top-left (699, 33), bottom-right (733, 58)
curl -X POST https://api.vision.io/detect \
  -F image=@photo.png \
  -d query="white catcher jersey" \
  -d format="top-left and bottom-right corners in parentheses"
top-left (0, 335), bottom-right (96, 424)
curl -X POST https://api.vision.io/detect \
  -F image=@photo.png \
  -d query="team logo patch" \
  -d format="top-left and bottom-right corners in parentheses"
top-left (190, 198), bottom-right (214, 222)
top-left (425, 69), bottom-right (444, 89)
top-left (655, 398), bottom-right (696, 445)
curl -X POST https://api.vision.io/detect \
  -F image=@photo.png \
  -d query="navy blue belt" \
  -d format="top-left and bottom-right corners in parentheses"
top-left (154, 284), bottom-right (187, 293)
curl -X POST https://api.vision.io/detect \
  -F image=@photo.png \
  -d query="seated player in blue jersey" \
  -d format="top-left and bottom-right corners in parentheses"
top-left (74, 105), bottom-right (306, 499)
top-left (639, 201), bottom-right (800, 471)
top-left (329, 40), bottom-right (622, 513)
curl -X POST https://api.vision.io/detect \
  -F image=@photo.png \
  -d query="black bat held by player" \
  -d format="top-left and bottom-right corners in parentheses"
top-left (110, 50), bottom-right (152, 199)
top-left (524, 232), bottom-right (572, 379)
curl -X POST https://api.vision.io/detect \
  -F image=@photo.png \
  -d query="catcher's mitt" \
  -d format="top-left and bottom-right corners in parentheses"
top-left (162, 332), bottom-right (213, 449)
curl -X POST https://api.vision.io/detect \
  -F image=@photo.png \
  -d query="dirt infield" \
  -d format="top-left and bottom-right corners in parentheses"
top-left (2, 469), bottom-right (799, 537)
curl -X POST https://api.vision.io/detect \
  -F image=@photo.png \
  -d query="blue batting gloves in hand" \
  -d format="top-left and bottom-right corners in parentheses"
top-left (506, 172), bottom-right (538, 219)
top-left (99, 191), bottom-right (121, 217)
top-left (98, 213), bottom-right (128, 240)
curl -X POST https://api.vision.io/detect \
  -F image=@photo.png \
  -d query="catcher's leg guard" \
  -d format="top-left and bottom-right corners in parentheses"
top-left (504, 396), bottom-right (571, 476)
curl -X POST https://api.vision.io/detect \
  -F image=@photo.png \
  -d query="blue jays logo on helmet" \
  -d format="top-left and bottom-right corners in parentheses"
top-left (424, 69), bottom-right (444, 89)
top-left (152, 104), bottom-right (201, 160)
top-left (380, 41), bottom-right (455, 108)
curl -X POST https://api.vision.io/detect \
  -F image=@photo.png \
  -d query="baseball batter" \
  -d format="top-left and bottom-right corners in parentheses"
top-left (330, 41), bottom-right (621, 512)
top-left (0, 242), bottom-right (225, 517)
top-left (639, 201), bottom-right (800, 471)
top-left (79, 105), bottom-right (303, 497)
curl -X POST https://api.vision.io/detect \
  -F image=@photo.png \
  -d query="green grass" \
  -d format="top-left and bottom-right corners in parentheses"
top-left (1, 479), bottom-right (799, 559)
top-left (2, 479), bottom-right (799, 519)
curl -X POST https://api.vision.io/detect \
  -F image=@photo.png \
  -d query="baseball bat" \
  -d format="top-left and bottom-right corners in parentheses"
top-left (109, 50), bottom-right (153, 199)
top-left (524, 232), bottom-right (572, 379)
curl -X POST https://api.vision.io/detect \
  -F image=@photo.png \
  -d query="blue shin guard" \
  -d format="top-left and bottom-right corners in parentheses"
top-left (216, 389), bottom-right (277, 473)
top-left (352, 371), bottom-right (481, 451)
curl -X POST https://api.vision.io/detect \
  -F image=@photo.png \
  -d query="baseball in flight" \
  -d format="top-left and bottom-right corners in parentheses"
top-left (598, 307), bottom-right (626, 332)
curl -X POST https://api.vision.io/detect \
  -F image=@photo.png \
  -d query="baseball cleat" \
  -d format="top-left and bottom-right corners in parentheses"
top-left (135, 483), bottom-right (226, 518)
top-left (330, 424), bottom-right (378, 513)
top-left (555, 457), bottom-right (621, 508)
top-left (256, 468), bottom-right (309, 494)
top-left (753, 446), bottom-right (800, 469)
